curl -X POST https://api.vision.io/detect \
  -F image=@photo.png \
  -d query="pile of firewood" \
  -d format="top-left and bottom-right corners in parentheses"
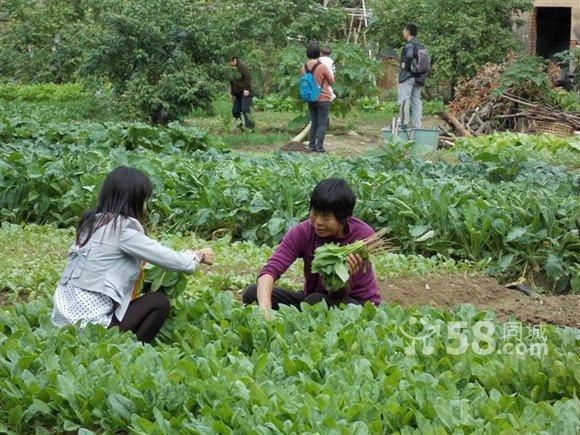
top-left (439, 59), bottom-right (580, 141)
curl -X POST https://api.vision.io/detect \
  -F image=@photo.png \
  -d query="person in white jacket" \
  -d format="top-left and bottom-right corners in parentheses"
top-left (319, 46), bottom-right (336, 102)
top-left (51, 166), bottom-right (215, 343)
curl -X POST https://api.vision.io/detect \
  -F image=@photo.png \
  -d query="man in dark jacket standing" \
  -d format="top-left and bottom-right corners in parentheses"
top-left (398, 23), bottom-right (423, 130)
top-left (229, 57), bottom-right (255, 131)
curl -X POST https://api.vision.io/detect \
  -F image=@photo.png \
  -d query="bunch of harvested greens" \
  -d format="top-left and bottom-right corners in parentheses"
top-left (312, 229), bottom-right (389, 292)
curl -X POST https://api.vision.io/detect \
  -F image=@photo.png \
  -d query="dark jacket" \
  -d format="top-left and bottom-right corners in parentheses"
top-left (230, 62), bottom-right (252, 96)
top-left (399, 37), bottom-right (419, 83)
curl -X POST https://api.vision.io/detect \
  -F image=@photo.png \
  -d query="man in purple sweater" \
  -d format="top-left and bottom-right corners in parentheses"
top-left (243, 178), bottom-right (382, 318)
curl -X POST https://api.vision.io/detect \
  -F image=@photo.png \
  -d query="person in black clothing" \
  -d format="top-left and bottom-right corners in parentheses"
top-left (398, 23), bottom-right (423, 130)
top-left (229, 57), bottom-right (255, 130)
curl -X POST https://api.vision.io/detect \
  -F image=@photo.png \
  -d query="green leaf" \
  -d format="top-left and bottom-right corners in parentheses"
top-left (415, 230), bottom-right (436, 243)
top-left (506, 227), bottom-right (528, 242)
top-left (334, 262), bottom-right (350, 282)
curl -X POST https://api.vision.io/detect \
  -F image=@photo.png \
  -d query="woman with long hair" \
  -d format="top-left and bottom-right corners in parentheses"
top-left (51, 166), bottom-right (214, 343)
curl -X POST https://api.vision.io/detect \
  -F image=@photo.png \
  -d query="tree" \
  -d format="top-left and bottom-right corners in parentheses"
top-left (367, 0), bottom-right (534, 99)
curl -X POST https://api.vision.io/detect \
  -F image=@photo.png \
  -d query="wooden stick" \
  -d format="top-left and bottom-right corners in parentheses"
top-left (501, 94), bottom-right (539, 108)
top-left (439, 111), bottom-right (472, 137)
top-left (290, 123), bottom-right (311, 143)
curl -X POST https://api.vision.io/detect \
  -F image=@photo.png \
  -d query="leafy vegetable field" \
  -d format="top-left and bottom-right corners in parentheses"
top-left (0, 86), bottom-right (578, 433)
top-left (1, 225), bottom-right (579, 433)
top-left (1, 133), bottom-right (578, 292)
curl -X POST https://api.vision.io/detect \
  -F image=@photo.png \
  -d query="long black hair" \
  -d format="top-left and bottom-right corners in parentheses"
top-left (76, 166), bottom-right (153, 247)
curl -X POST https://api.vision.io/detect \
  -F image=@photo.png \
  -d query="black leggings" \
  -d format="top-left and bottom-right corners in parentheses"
top-left (242, 285), bottom-right (363, 310)
top-left (109, 292), bottom-right (170, 343)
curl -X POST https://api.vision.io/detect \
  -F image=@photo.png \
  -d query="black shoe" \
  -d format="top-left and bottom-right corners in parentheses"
top-left (315, 147), bottom-right (326, 153)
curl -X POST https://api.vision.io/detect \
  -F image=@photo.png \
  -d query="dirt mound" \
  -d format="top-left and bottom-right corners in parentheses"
top-left (380, 274), bottom-right (579, 328)
top-left (280, 141), bottom-right (309, 153)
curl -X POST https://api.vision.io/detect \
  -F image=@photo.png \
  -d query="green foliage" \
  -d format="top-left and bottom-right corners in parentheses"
top-left (274, 43), bottom-right (381, 116)
top-left (0, 0), bottom-right (99, 83)
top-left (495, 56), bottom-right (555, 103)
top-left (554, 89), bottom-right (580, 113)
top-left (143, 265), bottom-right (188, 298)
top-left (0, 286), bottom-right (579, 432)
top-left (0, 134), bottom-right (578, 292)
top-left (81, 0), bottom-right (222, 124)
top-left (0, 224), bottom-right (74, 302)
top-left (254, 95), bottom-right (298, 112)
top-left (0, 117), bottom-right (224, 153)
top-left (0, 99), bottom-right (113, 124)
top-left (0, 83), bottom-right (87, 101)
top-left (356, 97), bottom-right (445, 115)
top-left (0, 224), bottom-right (471, 303)
top-left (0, 0), bottom-right (348, 123)
top-left (368, 0), bottom-right (534, 99)
top-left (452, 133), bottom-right (580, 168)
top-left (492, 55), bottom-right (579, 112)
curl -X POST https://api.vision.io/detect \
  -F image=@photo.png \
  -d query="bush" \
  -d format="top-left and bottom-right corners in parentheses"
top-left (495, 56), bottom-right (554, 102)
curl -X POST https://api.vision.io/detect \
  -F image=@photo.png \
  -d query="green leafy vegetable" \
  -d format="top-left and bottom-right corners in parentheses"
top-left (312, 230), bottom-right (389, 292)
top-left (143, 264), bottom-right (188, 298)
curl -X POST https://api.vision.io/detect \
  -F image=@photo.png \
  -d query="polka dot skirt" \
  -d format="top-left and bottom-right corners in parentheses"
top-left (51, 283), bottom-right (115, 329)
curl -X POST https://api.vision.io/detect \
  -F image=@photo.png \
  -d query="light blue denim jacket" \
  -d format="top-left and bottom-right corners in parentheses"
top-left (58, 216), bottom-right (198, 320)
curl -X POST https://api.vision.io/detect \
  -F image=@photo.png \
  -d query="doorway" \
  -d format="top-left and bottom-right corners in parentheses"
top-left (536, 7), bottom-right (572, 59)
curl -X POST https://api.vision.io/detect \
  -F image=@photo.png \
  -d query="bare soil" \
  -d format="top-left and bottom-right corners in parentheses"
top-left (242, 115), bottom-right (445, 156)
top-left (380, 274), bottom-right (579, 328)
top-left (230, 272), bottom-right (579, 328)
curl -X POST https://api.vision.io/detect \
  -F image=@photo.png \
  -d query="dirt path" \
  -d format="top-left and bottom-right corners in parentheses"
top-left (243, 115), bottom-right (445, 156)
top-left (380, 274), bottom-right (579, 328)
top-left (278, 131), bottom-right (381, 156)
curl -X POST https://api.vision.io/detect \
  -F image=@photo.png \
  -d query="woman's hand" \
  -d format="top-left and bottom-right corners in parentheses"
top-left (196, 248), bottom-right (215, 265)
top-left (346, 253), bottom-right (364, 275)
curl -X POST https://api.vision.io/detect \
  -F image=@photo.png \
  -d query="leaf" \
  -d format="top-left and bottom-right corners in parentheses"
top-left (506, 227), bottom-right (527, 242)
top-left (267, 218), bottom-right (287, 238)
top-left (415, 230), bottom-right (436, 243)
top-left (108, 393), bottom-right (136, 422)
top-left (130, 415), bottom-right (159, 434)
top-left (249, 192), bottom-right (270, 214)
top-left (334, 261), bottom-right (350, 283)
top-left (409, 224), bottom-right (430, 238)
top-left (545, 253), bottom-right (564, 281)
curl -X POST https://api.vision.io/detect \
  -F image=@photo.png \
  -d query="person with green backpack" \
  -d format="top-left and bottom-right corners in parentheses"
top-left (299, 42), bottom-right (335, 153)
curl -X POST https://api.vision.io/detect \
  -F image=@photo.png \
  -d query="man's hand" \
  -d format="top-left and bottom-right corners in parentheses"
top-left (346, 253), bottom-right (364, 275)
top-left (243, 90), bottom-right (250, 97)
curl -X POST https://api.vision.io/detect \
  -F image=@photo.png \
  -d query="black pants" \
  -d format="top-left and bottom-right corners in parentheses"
top-left (242, 285), bottom-right (362, 310)
top-left (308, 101), bottom-right (331, 151)
top-left (232, 95), bottom-right (254, 129)
top-left (108, 292), bottom-right (170, 343)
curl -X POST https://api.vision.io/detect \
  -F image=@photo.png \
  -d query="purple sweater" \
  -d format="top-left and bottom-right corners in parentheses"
top-left (259, 217), bottom-right (382, 305)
